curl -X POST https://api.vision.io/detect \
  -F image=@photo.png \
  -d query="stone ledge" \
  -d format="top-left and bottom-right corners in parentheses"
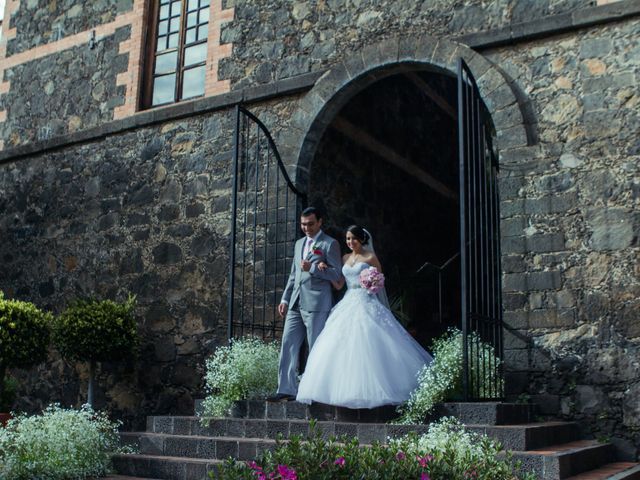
top-left (457, 0), bottom-right (640, 49)
top-left (0, 71), bottom-right (324, 165)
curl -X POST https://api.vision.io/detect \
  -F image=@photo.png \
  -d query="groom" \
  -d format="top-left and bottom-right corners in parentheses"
top-left (268, 206), bottom-right (343, 401)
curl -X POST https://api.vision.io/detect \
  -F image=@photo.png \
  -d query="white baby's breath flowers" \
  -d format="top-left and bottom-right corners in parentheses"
top-left (398, 329), bottom-right (503, 424)
top-left (0, 404), bottom-right (121, 480)
top-left (201, 336), bottom-right (279, 417)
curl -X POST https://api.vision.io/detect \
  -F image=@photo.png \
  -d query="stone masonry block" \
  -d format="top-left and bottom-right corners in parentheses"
top-left (526, 233), bottom-right (565, 253)
top-left (492, 103), bottom-right (525, 131)
top-left (496, 125), bottom-right (528, 150)
top-left (415, 36), bottom-right (439, 64)
top-left (504, 330), bottom-right (529, 350)
top-left (431, 40), bottom-right (459, 71)
top-left (477, 67), bottom-right (504, 96)
top-left (165, 436), bottom-right (198, 457)
top-left (398, 35), bottom-right (418, 62)
top-left (377, 36), bottom-right (400, 65)
top-left (484, 84), bottom-right (517, 113)
top-left (461, 50), bottom-right (492, 78)
top-left (502, 217), bottom-right (526, 237)
top-left (343, 52), bottom-right (365, 80)
top-left (357, 424), bottom-right (388, 444)
top-left (504, 310), bottom-right (529, 329)
top-left (361, 42), bottom-right (383, 70)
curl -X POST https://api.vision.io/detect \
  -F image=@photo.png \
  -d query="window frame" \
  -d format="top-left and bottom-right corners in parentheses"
top-left (141, 0), bottom-right (210, 109)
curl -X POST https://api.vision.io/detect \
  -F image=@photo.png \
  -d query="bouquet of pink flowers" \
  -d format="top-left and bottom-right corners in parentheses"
top-left (359, 267), bottom-right (385, 294)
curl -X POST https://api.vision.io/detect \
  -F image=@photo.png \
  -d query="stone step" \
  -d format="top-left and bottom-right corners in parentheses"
top-left (565, 463), bottom-right (640, 480)
top-left (434, 401), bottom-right (537, 425)
top-left (144, 415), bottom-right (576, 451)
top-left (121, 432), bottom-right (278, 461)
top-left (103, 476), bottom-right (163, 480)
top-left (112, 453), bottom-right (221, 480)
top-left (198, 399), bottom-right (536, 425)
top-left (512, 440), bottom-right (615, 480)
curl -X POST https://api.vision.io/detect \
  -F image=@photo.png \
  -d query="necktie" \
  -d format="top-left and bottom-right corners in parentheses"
top-left (303, 237), bottom-right (313, 258)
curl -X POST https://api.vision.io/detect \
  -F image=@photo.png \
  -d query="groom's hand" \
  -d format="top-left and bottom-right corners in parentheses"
top-left (301, 259), bottom-right (312, 272)
top-left (278, 303), bottom-right (288, 318)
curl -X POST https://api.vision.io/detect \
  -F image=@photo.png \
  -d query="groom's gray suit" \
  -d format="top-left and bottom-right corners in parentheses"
top-left (277, 230), bottom-right (342, 395)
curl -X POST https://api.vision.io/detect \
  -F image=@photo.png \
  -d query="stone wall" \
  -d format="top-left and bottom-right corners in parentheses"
top-left (0, 27), bottom-right (130, 148)
top-left (6, 0), bottom-right (132, 56)
top-left (220, 0), bottom-right (588, 89)
top-left (485, 19), bottom-right (639, 457)
top-left (0, 0), bottom-right (637, 458)
top-left (0, 94), bottom-right (301, 427)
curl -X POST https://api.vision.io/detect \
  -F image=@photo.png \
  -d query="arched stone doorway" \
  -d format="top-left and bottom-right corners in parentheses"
top-left (277, 36), bottom-right (532, 348)
top-left (309, 66), bottom-right (460, 345)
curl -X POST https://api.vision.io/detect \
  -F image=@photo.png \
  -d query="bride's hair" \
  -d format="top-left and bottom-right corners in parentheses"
top-left (346, 225), bottom-right (370, 245)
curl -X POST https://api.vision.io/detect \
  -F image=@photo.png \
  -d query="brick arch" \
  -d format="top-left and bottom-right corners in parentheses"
top-left (281, 35), bottom-right (533, 189)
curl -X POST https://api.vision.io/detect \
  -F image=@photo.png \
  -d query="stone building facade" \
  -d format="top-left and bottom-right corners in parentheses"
top-left (0, 0), bottom-right (638, 459)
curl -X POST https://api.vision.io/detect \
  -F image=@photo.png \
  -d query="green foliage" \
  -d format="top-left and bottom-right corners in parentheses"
top-left (53, 295), bottom-right (138, 363)
top-left (0, 376), bottom-right (18, 412)
top-left (201, 337), bottom-right (279, 417)
top-left (397, 328), bottom-right (503, 424)
top-left (0, 291), bottom-right (52, 372)
top-left (214, 418), bottom-right (536, 480)
top-left (0, 404), bottom-right (122, 480)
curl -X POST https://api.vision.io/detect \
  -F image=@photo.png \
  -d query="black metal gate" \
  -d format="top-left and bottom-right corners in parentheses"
top-left (457, 59), bottom-right (504, 400)
top-left (227, 105), bottom-right (307, 340)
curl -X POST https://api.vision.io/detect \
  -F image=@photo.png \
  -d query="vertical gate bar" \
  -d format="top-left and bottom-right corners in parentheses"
top-left (228, 104), bottom-right (241, 340)
top-left (477, 98), bottom-right (488, 399)
top-left (282, 188), bottom-right (292, 330)
top-left (263, 134), bottom-right (270, 333)
top-left (457, 59), bottom-right (469, 400)
top-left (469, 77), bottom-right (479, 399)
top-left (241, 112), bottom-right (251, 337)
top-left (493, 150), bottom-right (505, 396)
top-left (486, 128), bottom-right (496, 397)
top-left (251, 122), bottom-right (260, 335)
top-left (273, 161), bottom-right (280, 339)
top-left (480, 122), bottom-right (490, 398)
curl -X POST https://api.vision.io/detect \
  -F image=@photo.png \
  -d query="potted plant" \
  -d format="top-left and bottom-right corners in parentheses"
top-left (0, 291), bottom-right (52, 424)
top-left (52, 295), bottom-right (138, 407)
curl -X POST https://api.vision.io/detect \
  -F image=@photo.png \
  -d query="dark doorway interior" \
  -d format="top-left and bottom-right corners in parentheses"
top-left (308, 68), bottom-right (460, 349)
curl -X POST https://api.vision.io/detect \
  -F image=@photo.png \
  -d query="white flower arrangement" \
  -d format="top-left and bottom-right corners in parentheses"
top-left (398, 328), bottom-right (503, 424)
top-left (0, 404), bottom-right (121, 480)
top-left (201, 336), bottom-right (279, 417)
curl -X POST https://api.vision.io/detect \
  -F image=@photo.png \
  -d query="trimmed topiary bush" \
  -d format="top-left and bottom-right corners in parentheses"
top-left (52, 295), bottom-right (138, 406)
top-left (0, 291), bottom-right (52, 404)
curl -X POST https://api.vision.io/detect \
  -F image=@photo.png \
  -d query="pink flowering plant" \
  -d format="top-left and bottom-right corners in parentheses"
top-left (213, 419), bottom-right (535, 480)
top-left (359, 267), bottom-right (385, 294)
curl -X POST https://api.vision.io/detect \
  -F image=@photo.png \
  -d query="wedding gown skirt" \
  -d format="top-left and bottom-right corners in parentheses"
top-left (296, 262), bottom-right (433, 409)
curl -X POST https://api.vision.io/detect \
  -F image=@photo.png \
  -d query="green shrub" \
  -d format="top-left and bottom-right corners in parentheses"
top-left (201, 336), bottom-right (279, 417)
top-left (0, 404), bottom-right (121, 480)
top-left (52, 295), bottom-right (138, 405)
top-left (214, 417), bottom-right (535, 480)
top-left (53, 295), bottom-right (138, 363)
top-left (398, 328), bottom-right (503, 424)
top-left (0, 291), bottom-right (52, 402)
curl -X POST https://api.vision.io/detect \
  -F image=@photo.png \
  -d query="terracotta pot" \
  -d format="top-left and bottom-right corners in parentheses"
top-left (0, 412), bottom-right (11, 427)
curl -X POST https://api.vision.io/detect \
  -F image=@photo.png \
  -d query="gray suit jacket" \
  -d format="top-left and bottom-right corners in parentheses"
top-left (280, 231), bottom-right (343, 312)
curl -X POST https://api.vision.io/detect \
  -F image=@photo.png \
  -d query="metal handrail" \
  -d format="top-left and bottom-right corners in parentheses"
top-left (414, 250), bottom-right (460, 324)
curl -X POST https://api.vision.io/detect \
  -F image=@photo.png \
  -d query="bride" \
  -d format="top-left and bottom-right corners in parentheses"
top-left (296, 225), bottom-right (433, 409)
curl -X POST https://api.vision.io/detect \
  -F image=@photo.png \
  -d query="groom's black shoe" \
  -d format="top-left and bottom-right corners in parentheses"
top-left (266, 393), bottom-right (295, 402)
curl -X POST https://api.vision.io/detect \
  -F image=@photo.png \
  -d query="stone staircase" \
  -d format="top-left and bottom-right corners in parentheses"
top-left (112, 401), bottom-right (640, 480)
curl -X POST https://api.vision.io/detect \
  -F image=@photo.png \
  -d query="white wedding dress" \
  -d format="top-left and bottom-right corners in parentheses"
top-left (296, 262), bottom-right (433, 409)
